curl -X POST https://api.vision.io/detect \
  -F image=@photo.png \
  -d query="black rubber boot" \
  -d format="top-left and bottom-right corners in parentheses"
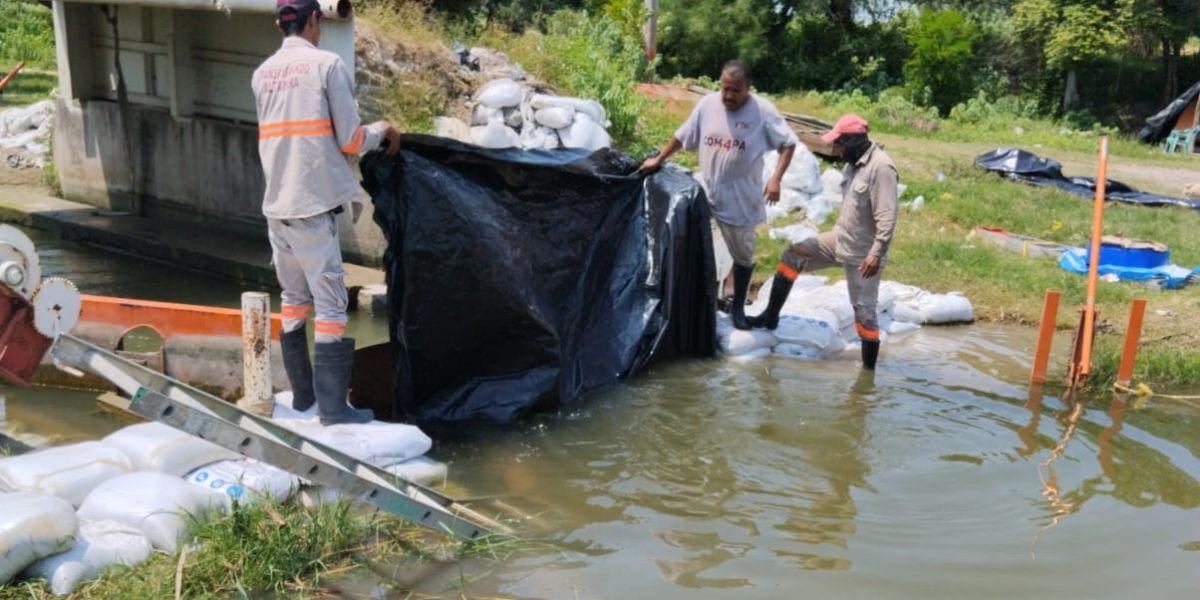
top-left (731, 264), bottom-right (754, 330)
top-left (280, 325), bottom-right (315, 412)
top-left (314, 338), bottom-right (374, 426)
top-left (748, 274), bottom-right (795, 331)
top-left (862, 340), bottom-right (881, 371)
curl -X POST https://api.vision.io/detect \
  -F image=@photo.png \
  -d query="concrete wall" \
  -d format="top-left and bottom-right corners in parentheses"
top-left (51, 1), bottom-right (388, 266)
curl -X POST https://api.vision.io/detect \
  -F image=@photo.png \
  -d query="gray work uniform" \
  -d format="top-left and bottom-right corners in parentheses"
top-left (252, 36), bottom-right (386, 338)
top-left (779, 143), bottom-right (898, 339)
top-left (675, 93), bottom-right (798, 267)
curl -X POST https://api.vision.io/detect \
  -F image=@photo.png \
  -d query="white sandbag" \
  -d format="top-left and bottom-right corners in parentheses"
top-left (533, 106), bottom-right (575, 130)
top-left (768, 223), bottom-right (818, 244)
top-left (521, 125), bottom-right (560, 150)
top-left (885, 320), bottom-right (922, 336)
top-left (433, 117), bottom-right (470, 142)
top-left (915, 293), bottom-right (975, 324)
top-left (0, 493), bottom-right (77, 585)
top-left (503, 106), bottom-right (524, 129)
top-left (299, 457), bottom-right (449, 508)
top-left (773, 344), bottom-right (824, 360)
top-left (470, 118), bottom-right (521, 149)
top-left (0, 441), bottom-right (133, 507)
top-left (773, 313), bottom-right (844, 355)
top-left (559, 113), bottom-right (611, 151)
top-left (103, 422), bottom-right (238, 477)
top-left (721, 328), bottom-right (779, 357)
top-left (78, 472), bottom-right (224, 552)
top-left (728, 347), bottom-right (772, 362)
top-left (529, 94), bottom-right (607, 126)
top-left (891, 303), bottom-right (923, 324)
top-left (476, 78), bottom-right (523, 109)
top-left (385, 457), bottom-right (448, 486)
top-left (470, 104), bottom-right (500, 126)
top-left (272, 390), bottom-right (313, 421)
top-left (23, 519), bottom-right (152, 596)
top-left (271, 419), bottom-right (432, 466)
top-left (185, 459), bottom-right (299, 505)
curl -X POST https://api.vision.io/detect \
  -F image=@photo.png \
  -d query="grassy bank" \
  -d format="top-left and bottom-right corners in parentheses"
top-left (0, 498), bottom-right (512, 599)
top-left (0, 0), bottom-right (56, 108)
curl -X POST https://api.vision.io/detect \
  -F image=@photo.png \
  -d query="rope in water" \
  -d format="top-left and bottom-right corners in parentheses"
top-left (1113, 382), bottom-right (1200, 406)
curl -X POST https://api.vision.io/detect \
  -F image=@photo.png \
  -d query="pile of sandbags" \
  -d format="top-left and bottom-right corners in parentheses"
top-left (719, 276), bottom-right (974, 361)
top-left (1, 100), bottom-right (53, 169)
top-left (763, 145), bottom-right (827, 223)
top-left (434, 78), bottom-right (613, 152)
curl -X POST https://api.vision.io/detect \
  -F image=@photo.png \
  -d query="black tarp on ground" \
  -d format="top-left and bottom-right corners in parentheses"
top-left (1138, 81), bottom-right (1200, 144)
top-left (974, 148), bottom-right (1200, 210)
top-left (360, 135), bottom-right (717, 424)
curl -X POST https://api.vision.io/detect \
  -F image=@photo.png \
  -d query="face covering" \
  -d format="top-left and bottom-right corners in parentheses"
top-left (840, 134), bottom-right (872, 165)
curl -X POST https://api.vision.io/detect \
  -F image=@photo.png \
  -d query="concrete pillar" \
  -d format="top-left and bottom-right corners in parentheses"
top-left (239, 292), bottom-right (273, 416)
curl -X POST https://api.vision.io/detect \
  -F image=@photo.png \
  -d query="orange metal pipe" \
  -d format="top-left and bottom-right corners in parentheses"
top-left (1079, 136), bottom-right (1109, 377)
top-left (1030, 290), bottom-right (1061, 385)
top-left (1116, 299), bottom-right (1147, 388)
top-left (0, 61), bottom-right (25, 94)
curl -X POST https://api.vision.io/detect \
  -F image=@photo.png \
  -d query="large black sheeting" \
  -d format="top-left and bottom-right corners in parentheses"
top-left (1138, 81), bottom-right (1200, 144)
top-left (361, 135), bottom-right (717, 424)
top-left (974, 148), bottom-right (1200, 210)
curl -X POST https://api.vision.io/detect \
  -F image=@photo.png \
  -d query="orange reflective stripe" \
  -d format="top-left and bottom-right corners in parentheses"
top-left (259, 127), bottom-right (334, 140)
top-left (340, 126), bottom-right (365, 154)
top-left (259, 119), bottom-right (332, 131)
top-left (314, 320), bottom-right (346, 335)
top-left (777, 262), bottom-right (800, 281)
top-left (855, 321), bottom-right (880, 341)
top-left (281, 304), bottom-right (311, 320)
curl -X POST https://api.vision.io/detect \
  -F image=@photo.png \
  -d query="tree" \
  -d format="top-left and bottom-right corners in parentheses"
top-left (1013, 0), bottom-right (1124, 111)
top-left (902, 9), bottom-right (982, 114)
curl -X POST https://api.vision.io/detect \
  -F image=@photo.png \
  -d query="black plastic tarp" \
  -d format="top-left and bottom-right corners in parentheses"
top-left (360, 136), bottom-right (717, 424)
top-left (974, 148), bottom-right (1200, 210)
top-left (1138, 81), bottom-right (1200, 144)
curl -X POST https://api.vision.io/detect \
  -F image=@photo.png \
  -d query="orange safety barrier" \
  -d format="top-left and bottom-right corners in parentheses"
top-left (80, 295), bottom-right (283, 340)
top-left (1115, 299), bottom-right (1147, 388)
top-left (1029, 290), bottom-right (1061, 385)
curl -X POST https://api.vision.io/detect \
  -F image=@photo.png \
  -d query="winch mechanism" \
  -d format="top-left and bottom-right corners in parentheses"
top-left (0, 225), bottom-right (82, 337)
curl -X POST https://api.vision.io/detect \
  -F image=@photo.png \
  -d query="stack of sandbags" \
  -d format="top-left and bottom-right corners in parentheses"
top-left (721, 276), bottom-right (974, 361)
top-left (271, 393), bottom-right (448, 508)
top-left (23, 519), bottom-right (153, 597)
top-left (763, 145), bottom-right (826, 223)
top-left (435, 78), bottom-right (613, 152)
top-left (77, 472), bottom-right (225, 552)
top-left (0, 100), bottom-right (53, 168)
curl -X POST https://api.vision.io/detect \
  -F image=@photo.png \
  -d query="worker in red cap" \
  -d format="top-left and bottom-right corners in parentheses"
top-left (638, 60), bottom-right (798, 331)
top-left (749, 114), bottom-right (898, 370)
top-left (252, 0), bottom-right (401, 424)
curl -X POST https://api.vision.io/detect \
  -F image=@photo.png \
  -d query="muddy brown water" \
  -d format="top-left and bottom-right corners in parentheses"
top-left (2, 226), bottom-right (1198, 599)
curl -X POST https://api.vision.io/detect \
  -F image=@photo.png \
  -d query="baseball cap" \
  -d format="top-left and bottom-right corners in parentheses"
top-left (821, 114), bottom-right (869, 143)
top-left (277, 0), bottom-right (322, 23)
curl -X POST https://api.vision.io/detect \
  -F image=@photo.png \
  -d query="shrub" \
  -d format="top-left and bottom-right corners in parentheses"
top-left (902, 8), bottom-right (982, 116)
top-left (0, 0), bottom-right (56, 68)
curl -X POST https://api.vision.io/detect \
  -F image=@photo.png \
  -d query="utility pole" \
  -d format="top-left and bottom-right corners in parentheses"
top-left (644, 0), bottom-right (658, 62)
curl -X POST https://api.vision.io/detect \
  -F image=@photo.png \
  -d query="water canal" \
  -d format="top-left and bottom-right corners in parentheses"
top-left (2, 227), bottom-right (1196, 599)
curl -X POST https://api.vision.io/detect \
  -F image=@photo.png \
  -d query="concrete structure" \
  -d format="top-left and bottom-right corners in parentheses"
top-left (49, 0), bottom-right (388, 266)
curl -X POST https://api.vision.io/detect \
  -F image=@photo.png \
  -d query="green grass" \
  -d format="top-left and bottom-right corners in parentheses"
top-left (0, 70), bottom-right (55, 108)
top-left (0, 497), bottom-right (512, 599)
top-left (0, 0), bottom-right (55, 70)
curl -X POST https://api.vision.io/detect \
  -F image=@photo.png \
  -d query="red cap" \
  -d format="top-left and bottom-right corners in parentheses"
top-left (277, 0), bottom-right (321, 22)
top-left (821, 114), bottom-right (869, 143)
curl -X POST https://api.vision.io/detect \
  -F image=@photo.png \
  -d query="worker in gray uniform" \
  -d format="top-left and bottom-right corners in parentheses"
top-left (639, 60), bottom-right (798, 330)
top-left (749, 114), bottom-right (898, 370)
top-left (252, 0), bottom-right (400, 424)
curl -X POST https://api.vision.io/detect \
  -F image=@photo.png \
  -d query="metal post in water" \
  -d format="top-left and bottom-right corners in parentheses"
top-left (1116, 299), bottom-right (1147, 389)
top-left (239, 292), bottom-right (273, 416)
top-left (1030, 290), bottom-right (1060, 385)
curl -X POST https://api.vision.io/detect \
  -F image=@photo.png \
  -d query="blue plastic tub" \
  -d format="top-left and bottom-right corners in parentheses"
top-left (1084, 241), bottom-right (1170, 269)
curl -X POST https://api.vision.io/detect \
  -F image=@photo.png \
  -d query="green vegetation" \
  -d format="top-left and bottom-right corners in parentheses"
top-left (0, 497), bottom-right (513, 599)
top-left (0, 0), bottom-right (56, 108)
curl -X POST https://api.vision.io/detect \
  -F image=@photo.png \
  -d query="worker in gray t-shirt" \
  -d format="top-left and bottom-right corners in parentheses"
top-left (639, 60), bottom-right (798, 330)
